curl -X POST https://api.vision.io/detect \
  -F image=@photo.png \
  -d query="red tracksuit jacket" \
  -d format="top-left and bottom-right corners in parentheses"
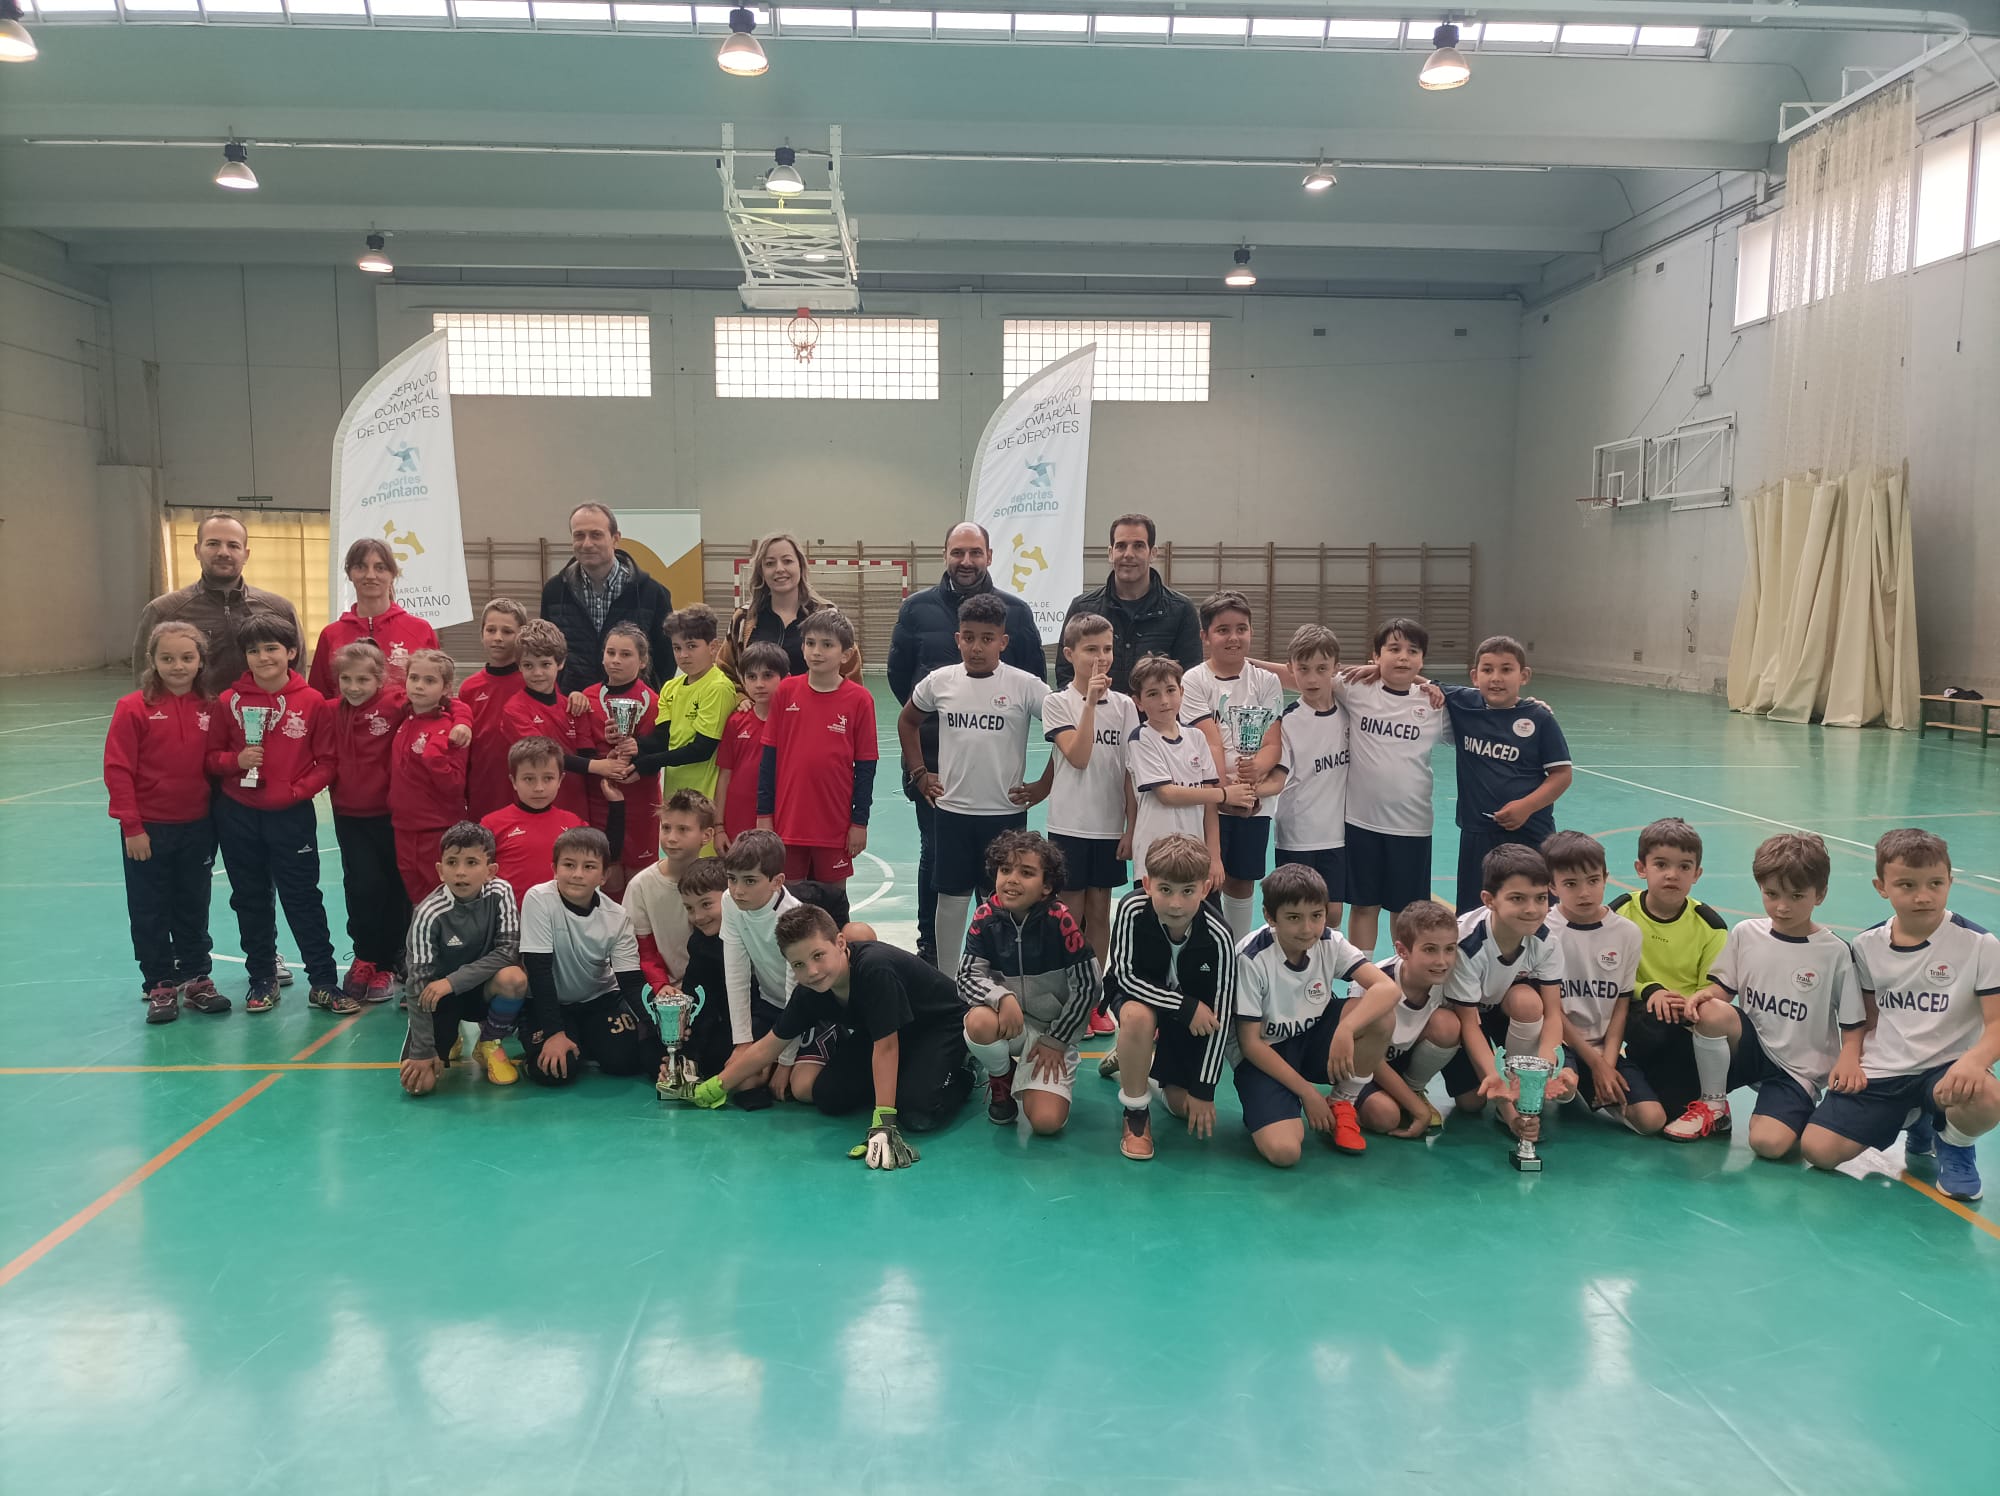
top-left (331, 689), bottom-right (472, 818)
top-left (585, 679), bottom-right (659, 863)
top-left (389, 704), bottom-right (469, 831)
top-left (502, 687), bottom-right (594, 817)
top-left (206, 671), bottom-right (335, 812)
top-left (305, 603), bottom-right (439, 697)
top-left (104, 688), bottom-right (215, 835)
top-left (481, 800), bottom-right (585, 895)
top-left (460, 664), bottom-right (526, 820)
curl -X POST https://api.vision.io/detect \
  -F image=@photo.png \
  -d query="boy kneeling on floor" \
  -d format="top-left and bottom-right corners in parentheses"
top-left (693, 905), bottom-right (975, 1169)
top-left (399, 822), bottom-right (530, 1095)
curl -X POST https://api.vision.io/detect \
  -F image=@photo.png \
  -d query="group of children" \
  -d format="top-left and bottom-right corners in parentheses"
top-left (106, 585), bottom-right (2000, 1192)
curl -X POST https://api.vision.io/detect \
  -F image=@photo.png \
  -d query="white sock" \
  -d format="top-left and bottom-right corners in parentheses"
top-left (1691, 1032), bottom-right (1731, 1104)
top-left (1223, 893), bottom-right (1256, 942)
top-left (1405, 1040), bottom-right (1457, 1091)
top-left (1332, 1074), bottom-right (1366, 1103)
top-left (965, 1031), bottom-right (1012, 1077)
top-left (936, 893), bottom-right (972, 973)
top-left (1504, 1018), bottom-right (1542, 1058)
top-left (1119, 1089), bottom-right (1151, 1112)
top-left (1941, 1120), bottom-right (1975, 1148)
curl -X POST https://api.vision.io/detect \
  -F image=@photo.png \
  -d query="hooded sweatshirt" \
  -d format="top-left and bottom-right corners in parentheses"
top-left (105, 688), bottom-right (215, 834)
top-left (206, 669), bottom-right (335, 812)
top-left (306, 602), bottom-right (439, 697)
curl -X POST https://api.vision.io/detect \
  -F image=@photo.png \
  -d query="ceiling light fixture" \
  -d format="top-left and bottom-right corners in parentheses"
top-left (0, 0), bottom-right (37, 63)
top-left (718, 7), bottom-right (768, 76)
top-left (765, 144), bottom-right (804, 195)
top-left (1419, 22), bottom-right (1471, 91)
top-left (803, 250), bottom-right (831, 262)
top-left (357, 232), bottom-right (393, 274)
top-left (215, 139), bottom-right (259, 190)
top-left (1302, 158), bottom-right (1337, 193)
top-left (1224, 246), bottom-right (1257, 288)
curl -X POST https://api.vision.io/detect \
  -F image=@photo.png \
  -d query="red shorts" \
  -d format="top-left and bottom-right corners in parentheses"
top-left (784, 843), bottom-right (853, 883)
top-left (396, 825), bottom-right (449, 905)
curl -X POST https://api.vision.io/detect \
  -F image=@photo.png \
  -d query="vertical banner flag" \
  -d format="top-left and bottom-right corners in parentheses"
top-left (967, 343), bottom-right (1095, 643)
top-left (329, 330), bottom-right (473, 629)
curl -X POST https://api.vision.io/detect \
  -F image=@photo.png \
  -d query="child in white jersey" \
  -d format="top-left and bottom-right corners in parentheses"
top-left (1668, 833), bottom-right (1863, 1159)
top-left (1126, 654), bottom-right (1252, 896)
top-left (1801, 829), bottom-right (2000, 1201)
top-left (1356, 900), bottom-right (1465, 1137)
top-left (1339, 618), bottom-right (1444, 956)
top-left (1039, 611), bottom-right (1140, 972)
top-left (1272, 625), bottom-right (1351, 929)
top-left (1541, 831), bottom-right (1661, 1135)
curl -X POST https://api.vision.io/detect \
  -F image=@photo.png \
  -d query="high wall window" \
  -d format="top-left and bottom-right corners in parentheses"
top-left (1971, 116), bottom-right (1999, 251)
top-left (1733, 216), bottom-right (1777, 327)
top-left (1913, 130), bottom-right (1974, 267)
top-left (1002, 320), bottom-right (1211, 400)
top-left (431, 312), bottom-right (652, 396)
top-left (713, 316), bottom-right (940, 399)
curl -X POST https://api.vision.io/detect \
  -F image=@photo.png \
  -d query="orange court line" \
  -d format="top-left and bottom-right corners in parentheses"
top-left (0, 1074), bottom-right (282, 1289)
top-left (0, 1062), bottom-right (398, 1074)
top-left (289, 1011), bottom-right (364, 1062)
top-left (1898, 1172), bottom-right (2000, 1242)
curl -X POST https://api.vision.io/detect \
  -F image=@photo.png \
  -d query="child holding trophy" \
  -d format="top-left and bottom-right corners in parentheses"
top-left (585, 623), bottom-right (661, 890)
top-left (637, 605), bottom-right (737, 804)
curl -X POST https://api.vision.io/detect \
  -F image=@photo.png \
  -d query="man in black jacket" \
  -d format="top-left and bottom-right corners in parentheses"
top-left (1055, 513), bottom-right (1202, 692)
top-left (887, 521), bottom-right (1047, 963)
top-left (538, 503), bottom-right (674, 692)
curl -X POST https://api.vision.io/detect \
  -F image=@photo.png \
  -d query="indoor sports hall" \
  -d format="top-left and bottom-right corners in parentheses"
top-left (2, 9), bottom-right (1997, 1494)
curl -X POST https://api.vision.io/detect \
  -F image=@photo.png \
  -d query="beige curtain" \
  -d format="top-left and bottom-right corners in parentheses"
top-left (1728, 81), bottom-right (1920, 728)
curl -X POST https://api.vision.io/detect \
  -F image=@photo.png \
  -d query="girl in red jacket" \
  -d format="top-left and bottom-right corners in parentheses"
top-left (329, 639), bottom-right (471, 1002)
top-left (106, 621), bottom-right (230, 1026)
top-left (205, 613), bottom-right (347, 1015)
top-left (305, 536), bottom-right (440, 696)
top-left (583, 622), bottom-right (660, 892)
top-left (389, 648), bottom-right (472, 905)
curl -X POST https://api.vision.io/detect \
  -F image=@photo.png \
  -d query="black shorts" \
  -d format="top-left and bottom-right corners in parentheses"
top-left (1050, 832), bottom-right (1128, 892)
top-left (1109, 992), bottom-right (1214, 1097)
top-left (1343, 826), bottom-right (1433, 913)
top-left (1570, 1052), bottom-right (1660, 1111)
top-left (1725, 1018), bottom-right (1818, 1135)
top-left (806, 1016), bottom-right (973, 1131)
top-left (1233, 1006), bottom-right (1345, 1131)
top-left (1439, 1003), bottom-right (1510, 1098)
top-left (1216, 815), bottom-right (1272, 883)
top-left (1622, 1006), bottom-right (1701, 1118)
top-left (1274, 845), bottom-right (1347, 905)
top-left (1807, 1065), bottom-right (1950, 1151)
top-left (934, 808), bottom-right (1027, 896)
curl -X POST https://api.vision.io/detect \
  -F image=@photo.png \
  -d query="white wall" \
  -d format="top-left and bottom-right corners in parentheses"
top-left (1507, 230), bottom-right (2000, 696)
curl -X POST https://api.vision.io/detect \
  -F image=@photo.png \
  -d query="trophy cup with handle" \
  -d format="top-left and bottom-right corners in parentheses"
top-left (608, 694), bottom-right (643, 747)
top-left (237, 705), bottom-right (273, 789)
top-left (649, 986), bottom-right (704, 1103)
top-left (1494, 1045), bottom-right (1558, 1173)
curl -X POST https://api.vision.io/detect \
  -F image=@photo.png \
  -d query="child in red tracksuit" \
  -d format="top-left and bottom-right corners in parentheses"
top-left (106, 620), bottom-right (230, 1026)
top-left (328, 639), bottom-right (471, 1003)
top-left (205, 613), bottom-right (346, 1015)
top-left (504, 620), bottom-right (629, 821)
top-left (460, 597), bottom-right (529, 821)
top-left (583, 622), bottom-right (659, 893)
top-left (389, 648), bottom-right (472, 905)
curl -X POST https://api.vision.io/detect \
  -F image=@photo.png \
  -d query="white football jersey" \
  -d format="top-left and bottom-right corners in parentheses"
top-left (1546, 906), bottom-right (1641, 1045)
top-left (1273, 700), bottom-right (1349, 853)
top-left (1851, 913), bottom-right (2000, 1079)
top-left (1709, 919), bottom-right (1863, 1092)
top-left (1181, 662), bottom-right (1284, 822)
top-left (1440, 906), bottom-right (1564, 1010)
top-left (1339, 678), bottom-right (1443, 837)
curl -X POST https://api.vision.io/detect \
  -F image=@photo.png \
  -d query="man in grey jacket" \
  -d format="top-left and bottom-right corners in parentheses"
top-left (132, 513), bottom-right (302, 696)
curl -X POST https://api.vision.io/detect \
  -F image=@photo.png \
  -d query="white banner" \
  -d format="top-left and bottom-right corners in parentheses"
top-left (966, 344), bottom-right (1095, 644)
top-left (329, 330), bottom-right (472, 629)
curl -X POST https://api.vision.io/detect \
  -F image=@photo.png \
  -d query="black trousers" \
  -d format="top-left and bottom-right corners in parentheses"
top-left (518, 990), bottom-right (664, 1088)
top-left (121, 816), bottom-right (217, 992)
top-left (1454, 823), bottom-right (1544, 913)
top-left (911, 788), bottom-right (938, 958)
top-left (809, 1017), bottom-right (973, 1131)
top-left (402, 985), bottom-right (493, 1063)
top-left (213, 795), bottom-right (337, 989)
top-left (333, 813), bottom-right (410, 969)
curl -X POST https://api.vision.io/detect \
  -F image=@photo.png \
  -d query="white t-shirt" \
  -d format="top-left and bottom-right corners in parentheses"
top-left (720, 885), bottom-right (803, 1045)
top-left (1851, 913), bottom-right (2000, 1079)
top-left (1545, 907), bottom-right (1641, 1045)
top-left (1710, 918), bottom-right (1863, 1092)
top-left (621, 861), bottom-right (689, 982)
top-left (1181, 662), bottom-right (1285, 822)
top-left (1235, 925), bottom-right (1371, 1043)
top-left (911, 662), bottom-right (1050, 816)
top-left (1339, 679), bottom-right (1443, 837)
top-left (1273, 700), bottom-right (1349, 852)
top-left (1375, 956), bottom-right (1448, 1056)
top-left (518, 881), bottom-right (639, 1004)
top-left (1127, 724), bottom-right (1217, 879)
top-left (1041, 685), bottom-right (1140, 841)
top-left (1441, 906), bottom-right (1564, 1010)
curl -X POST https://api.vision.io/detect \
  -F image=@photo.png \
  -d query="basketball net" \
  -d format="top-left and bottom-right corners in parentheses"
top-left (788, 306), bottom-right (820, 364)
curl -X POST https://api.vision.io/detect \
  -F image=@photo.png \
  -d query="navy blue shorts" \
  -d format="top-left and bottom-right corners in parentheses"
top-left (1343, 825), bottom-right (1433, 914)
top-left (1233, 1006), bottom-right (1346, 1131)
top-left (934, 808), bottom-right (1027, 896)
top-left (1571, 1052), bottom-right (1659, 1111)
top-left (1217, 815), bottom-right (1271, 883)
top-left (1049, 832), bottom-right (1127, 892)
top-left (1439, 1002), bottom-right (1509, 1098)
top-left (1274, 845), bottom-right (1347, 905)
top-left (1727, 1018), bottom-right (1818, 1135)
top-left (1807, 1064), bottom-right (1950, 1151)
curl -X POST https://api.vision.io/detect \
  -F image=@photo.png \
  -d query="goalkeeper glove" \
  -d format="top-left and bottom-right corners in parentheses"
top-left (691, 1076), bottom-right (729, 1109)
top-left (847, 1106), bottom-right (919, 1170)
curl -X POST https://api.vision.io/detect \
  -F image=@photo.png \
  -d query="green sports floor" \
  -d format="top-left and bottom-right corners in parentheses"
top-left (3, 670), bottom-right (1997, 1496)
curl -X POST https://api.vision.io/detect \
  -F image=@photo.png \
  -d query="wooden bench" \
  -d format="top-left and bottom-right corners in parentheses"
top-left (1920, 694), bottom-right (2000, 748)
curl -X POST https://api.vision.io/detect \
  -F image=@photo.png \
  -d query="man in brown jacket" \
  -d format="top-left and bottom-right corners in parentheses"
top-left (132, 513), bottom-right (302, 696)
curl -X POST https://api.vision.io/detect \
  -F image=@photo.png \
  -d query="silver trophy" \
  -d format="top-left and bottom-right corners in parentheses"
top-left (608, 695), bottom-right (643, 743)
top-left (1495, 1046), bottom-right (1560, 1173)
top-left (237, 705), bottom-right (273, 789)
top-left (648, 986), bottom-right (704, 1103)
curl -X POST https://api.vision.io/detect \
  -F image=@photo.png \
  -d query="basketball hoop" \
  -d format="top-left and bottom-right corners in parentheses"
top-left (1574, 494), bottom-right (1615, 514)
top-left (788, 306), bottom-right (820, 364)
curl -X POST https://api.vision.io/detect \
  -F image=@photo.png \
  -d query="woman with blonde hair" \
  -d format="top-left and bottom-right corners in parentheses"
top-left (724, 530), bottom-right (861, 679)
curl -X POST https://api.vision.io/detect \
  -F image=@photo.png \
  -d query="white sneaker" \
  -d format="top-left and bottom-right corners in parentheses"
top-left (274, 956), bottom-right (294, 987)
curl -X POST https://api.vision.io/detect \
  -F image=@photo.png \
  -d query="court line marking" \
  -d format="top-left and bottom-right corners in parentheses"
top-left (0, 1074), bottom-right (283, 1289)
top-left (0, 777), bottom-right (103, 804)
top-left (0, 1061), bottom-right (398, 1075)
top-left (0, 713), bottom-right (112, 736)
top-left (1897, 1172), bottom-right (2000, 1241)
top-left (850, 850), bottom-right (896, 913)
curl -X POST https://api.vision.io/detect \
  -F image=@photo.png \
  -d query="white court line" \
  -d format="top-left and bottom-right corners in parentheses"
top-left (1575, 764), bottom-right (1798, 770)
top-left (0, 777), bottom-right (104, 804)
top-left (0, 714), bottom-right (112, 736)
top-left (850, 850), bottom-right (896, 913)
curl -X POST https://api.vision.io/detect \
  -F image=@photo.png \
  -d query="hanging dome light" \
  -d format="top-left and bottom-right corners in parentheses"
top-left (358, 232), bottom-right (393, 275)
top-left (1224, 246), bottom-right (1257, 288)
top-left (0, 0), bottom-right (38, 63)
top-left (718, 8), bottom-right (768, 76)
top-left (1419, 22), bottom-right (1471, 91)
top-left (1302, 159), bottom-right (1337, 193)
top-left (765, 145), bottom-right (805, 196)
top-left (215, 140), bottom-right (259, 191)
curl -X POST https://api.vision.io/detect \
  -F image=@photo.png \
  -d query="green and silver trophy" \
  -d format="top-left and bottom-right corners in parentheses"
top-left (1494, 1045), bottom-right (1561, 1173)
top-left (649, 985), bottom-right (704, 1103)
top-left (237, 705), bottom-right (273, 789)
top-left (608, 694), bottom-right (643, 744)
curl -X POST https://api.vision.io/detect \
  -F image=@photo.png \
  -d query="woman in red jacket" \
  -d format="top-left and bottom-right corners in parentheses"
top-left (306, 537), bottom-right (439, 697)
top-left (106, 622), bottom-right (230, 1026)
top-left (389, 648), bottom-right (472, 905)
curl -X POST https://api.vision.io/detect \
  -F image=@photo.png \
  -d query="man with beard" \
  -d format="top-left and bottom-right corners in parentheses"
top-left (132, 512), bottom-right (303, 697)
